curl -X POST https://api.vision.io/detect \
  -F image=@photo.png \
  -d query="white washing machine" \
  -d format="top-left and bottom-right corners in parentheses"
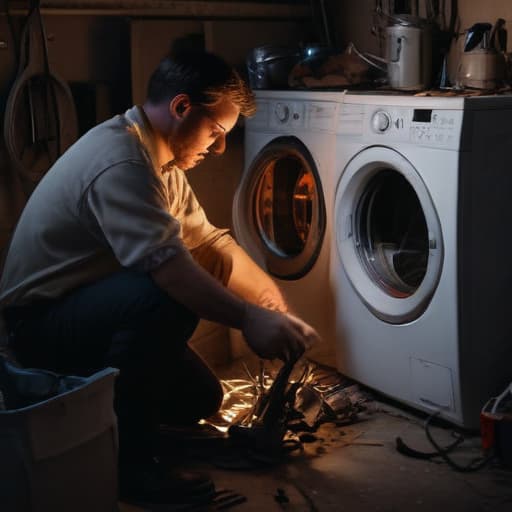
top-left (332, 93), bottom-right (512, 428)
top-left (233, 90), bottom-right (341, 362)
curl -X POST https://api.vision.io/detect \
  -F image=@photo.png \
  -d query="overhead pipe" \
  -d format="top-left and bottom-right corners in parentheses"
top-left (6, 0), bottom-right (310, 18)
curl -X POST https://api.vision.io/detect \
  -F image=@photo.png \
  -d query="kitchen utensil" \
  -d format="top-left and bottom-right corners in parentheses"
top-left (385, 14), bottom-right (433, 90)
top-left (464, 22), bottom-right (493, 52)
top-left (457, 50), bottom-right (505, 89)
top-left (246, 44), bottom-right (301, 89)
top-left (489, 18), bottom-right (506, 51)
top-left (458, 18), bottom-right (507, 89)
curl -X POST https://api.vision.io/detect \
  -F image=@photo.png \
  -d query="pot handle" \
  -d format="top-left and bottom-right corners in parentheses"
top-left (347, 42), bottom-right (388, 72)
top-left (390, 37), bottom-right (404, 63)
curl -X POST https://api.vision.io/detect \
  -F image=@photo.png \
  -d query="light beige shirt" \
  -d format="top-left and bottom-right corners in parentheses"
top-left (0, 106), bottom-right (233, 306)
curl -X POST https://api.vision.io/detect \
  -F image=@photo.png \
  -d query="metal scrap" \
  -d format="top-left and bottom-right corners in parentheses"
top-left (206, 358), bottom-right (374, 464)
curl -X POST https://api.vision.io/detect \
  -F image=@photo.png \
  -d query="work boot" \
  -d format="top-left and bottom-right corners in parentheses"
top-left (119, 455), bottom-right (215, 508)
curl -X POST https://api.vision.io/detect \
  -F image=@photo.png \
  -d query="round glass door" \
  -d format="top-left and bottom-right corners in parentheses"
top-left (240, 136), bottom-right (325, 279)
top-left (356, 170), bottom-right (429, 298)
top-left (335, 146), bottom-right (443, 323)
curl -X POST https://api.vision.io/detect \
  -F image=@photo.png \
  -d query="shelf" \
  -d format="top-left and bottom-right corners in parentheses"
top-left (8, 1), bottom-right (311, 19)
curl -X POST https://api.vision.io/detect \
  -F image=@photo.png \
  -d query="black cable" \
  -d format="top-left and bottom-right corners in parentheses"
top-left (424, 412), bottom-right (494, 472)
top-left (396, 411), bottom-right (495, 472)
top-left (448, 0), bottom-right (458, 40)
top-left (396, 429), bottom-right (463, 460)
top-left (36, 0), bottom-right (62, 159)
top-left (25, 0), bottom-right (62, 163)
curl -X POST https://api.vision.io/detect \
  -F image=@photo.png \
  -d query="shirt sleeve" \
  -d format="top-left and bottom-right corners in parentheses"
top-left (167, 167), bottom-right (230, 250)
top-left (83, 160), bottom-right (187, 271)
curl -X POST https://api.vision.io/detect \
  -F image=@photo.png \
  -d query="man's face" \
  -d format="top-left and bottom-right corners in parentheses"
top-left (169, 97), bottom-right (240, 170)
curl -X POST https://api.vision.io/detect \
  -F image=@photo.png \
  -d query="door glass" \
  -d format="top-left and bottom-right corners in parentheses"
top-left (356, 170), bottom-right (429, 297)
top-left (255, 155), bottom-right (316, 257)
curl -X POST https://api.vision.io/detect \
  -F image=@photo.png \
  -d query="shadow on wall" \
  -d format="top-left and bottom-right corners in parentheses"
top-left (330, 0), bottom-right (383, 55)
top-left (188, 126), bottom-right (245, 233)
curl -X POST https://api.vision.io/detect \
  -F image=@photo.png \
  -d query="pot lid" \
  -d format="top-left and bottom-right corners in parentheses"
top-left (387, 13), bottom-right (428, 28)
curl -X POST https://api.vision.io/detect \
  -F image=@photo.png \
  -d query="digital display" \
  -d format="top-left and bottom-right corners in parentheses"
top-left (413, 109), bottom-right (432, 123)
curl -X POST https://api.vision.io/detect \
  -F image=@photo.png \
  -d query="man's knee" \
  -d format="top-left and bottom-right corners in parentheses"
top-left (110, 270), bottom-right (199, 341)
top-left (104, 271), bottom-right (200, 365)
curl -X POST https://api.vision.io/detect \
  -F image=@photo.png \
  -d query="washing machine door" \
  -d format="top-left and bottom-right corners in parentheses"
top-left (234, 136), bottom-right (325, 280)
top-left (335, 146), bottom-right (443, 324)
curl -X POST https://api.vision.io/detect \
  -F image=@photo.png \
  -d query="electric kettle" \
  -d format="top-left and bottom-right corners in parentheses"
top-left (457, 20), bottom-right (506, 90)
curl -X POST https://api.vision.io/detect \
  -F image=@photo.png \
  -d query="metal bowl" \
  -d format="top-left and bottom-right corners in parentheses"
top-left (246, 44), bottom-right (301, 89)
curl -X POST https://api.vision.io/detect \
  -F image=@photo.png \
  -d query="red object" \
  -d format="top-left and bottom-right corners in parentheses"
top-left (480, 412), bottom-right (497, 452)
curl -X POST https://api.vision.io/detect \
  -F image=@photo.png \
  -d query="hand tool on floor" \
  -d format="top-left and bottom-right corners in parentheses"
top-left (228, 354), bottom-right (307, 463)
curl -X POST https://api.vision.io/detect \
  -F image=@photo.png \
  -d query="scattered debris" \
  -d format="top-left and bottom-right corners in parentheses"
top-left (274, 487), bottom-right (290, 505)
top-left (298, 433), bottom-right (318, 444)
top-left (351, 440), bottom-right (385, 447)
top-left (212, 489), bottom-right (247, 510)
top-left (203, 359), bottom-right (375, 467)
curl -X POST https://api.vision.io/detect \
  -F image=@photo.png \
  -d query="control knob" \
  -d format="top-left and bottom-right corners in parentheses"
top-left (371, 110), bottom-right (391, 133)
top-left (275, 103), bottom-right (290, 123)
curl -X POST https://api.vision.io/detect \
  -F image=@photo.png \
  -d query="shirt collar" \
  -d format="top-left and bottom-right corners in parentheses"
top-left (124, 105), bottom-right (176, 175)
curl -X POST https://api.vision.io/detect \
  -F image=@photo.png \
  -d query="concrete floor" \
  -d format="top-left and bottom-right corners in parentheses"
top-left (119, 359), bottom-right (512, 512)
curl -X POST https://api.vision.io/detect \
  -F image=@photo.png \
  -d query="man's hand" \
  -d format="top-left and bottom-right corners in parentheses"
top-left (241, 303), bottom-right (320, 362)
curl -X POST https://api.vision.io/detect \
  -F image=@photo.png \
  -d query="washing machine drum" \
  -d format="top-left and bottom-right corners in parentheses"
top-left (357, 169), bottom-right (429, 296)
top-left (335, 147), bottom-right (443, 324)
top-left (239, 136), bottom-right (326, 280)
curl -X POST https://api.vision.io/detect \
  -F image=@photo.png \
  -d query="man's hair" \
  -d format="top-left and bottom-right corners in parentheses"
top-left (146, 50), bottom-right (256, 117)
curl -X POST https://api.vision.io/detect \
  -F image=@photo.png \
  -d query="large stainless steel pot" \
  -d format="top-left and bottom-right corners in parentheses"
top-left (385, 14), bottom-right (432, 90)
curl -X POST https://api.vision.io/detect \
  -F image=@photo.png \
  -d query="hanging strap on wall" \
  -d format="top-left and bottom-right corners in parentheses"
top-left (3, 0), bottom-right (78, 194)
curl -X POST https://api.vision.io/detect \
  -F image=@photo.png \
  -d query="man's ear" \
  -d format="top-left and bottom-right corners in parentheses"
top-left (170, 94), bottom-right (191, 119)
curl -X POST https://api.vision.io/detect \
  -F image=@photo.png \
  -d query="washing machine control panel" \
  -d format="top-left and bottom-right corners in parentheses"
top-left (408, 110), bottom-right (462, 148)
top-left (340, 103), bottom-right (464, 150)
top-left (269, 101), bottom-right (337, 132)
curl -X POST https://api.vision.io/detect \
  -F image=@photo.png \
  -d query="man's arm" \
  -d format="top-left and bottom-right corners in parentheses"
top-left (225, 242), bottom-right (289, 313)
top-left (150, 249), bottom-right (318, 361)
top-left (170, 169), bottom-right (287, 313)
top-left (151, 249), bottom-right (246, 328)
top-left (191, 235), bottom-right (289, 313)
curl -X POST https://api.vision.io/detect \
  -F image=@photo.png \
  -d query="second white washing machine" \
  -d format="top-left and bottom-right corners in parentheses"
top-left (233, 90), bottom-right (341, 363)
top-left (332, 93), bottom-right (512, 428)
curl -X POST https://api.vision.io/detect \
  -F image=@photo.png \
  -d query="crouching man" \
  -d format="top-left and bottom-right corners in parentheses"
top-left (0, 50), bottom-right (319, 508)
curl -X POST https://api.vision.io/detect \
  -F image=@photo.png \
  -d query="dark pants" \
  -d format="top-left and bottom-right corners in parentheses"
top-left (3, 270), bottom-right (223, 462)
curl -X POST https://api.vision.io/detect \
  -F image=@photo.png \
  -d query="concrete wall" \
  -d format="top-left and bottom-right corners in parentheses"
top-left (457, 0), bottom-right (512, 28)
